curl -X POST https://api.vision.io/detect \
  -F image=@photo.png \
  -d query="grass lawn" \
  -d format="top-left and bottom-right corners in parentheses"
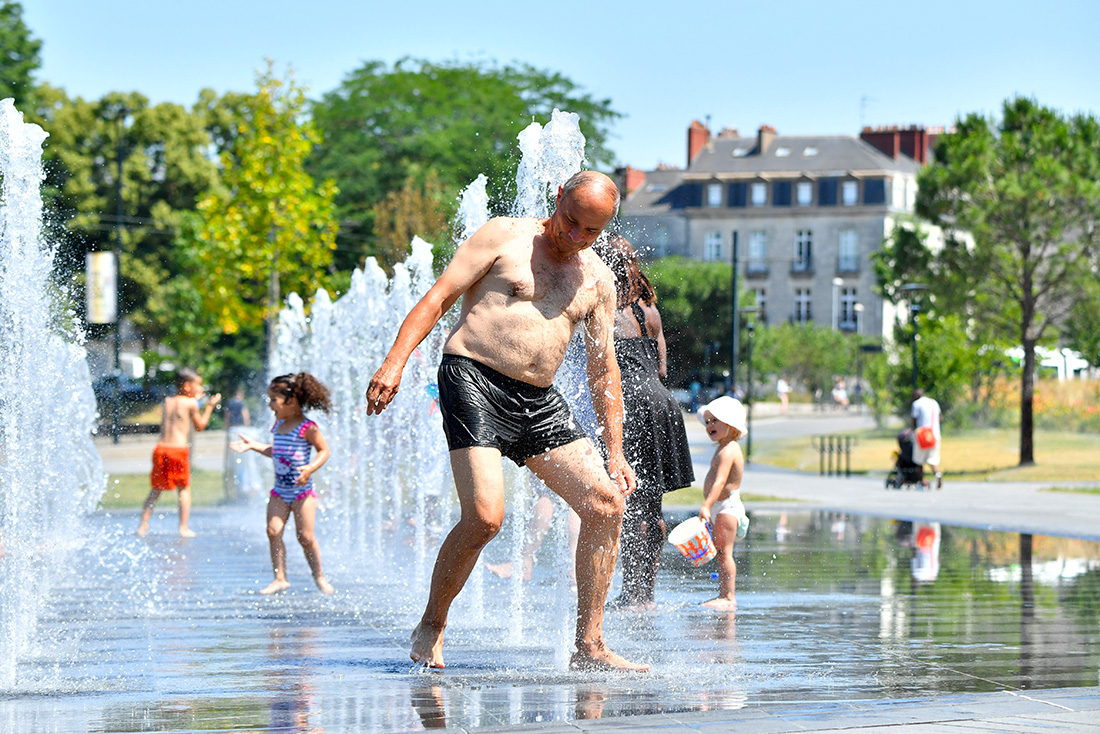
top-left (663, 485), bottom-right (800, 507)
top-left (1041, 486), bottom-right (1100, 495)
top-left (753, 427), bottom-right (1100, 482)
top-left (99, 470), bottom-right (229, 509)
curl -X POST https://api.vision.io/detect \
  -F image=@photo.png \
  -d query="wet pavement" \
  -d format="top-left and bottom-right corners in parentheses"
top-left (5, 410), bottom-right (1088, 732)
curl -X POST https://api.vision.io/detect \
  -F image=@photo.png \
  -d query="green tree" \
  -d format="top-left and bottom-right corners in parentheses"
top-left (0, 2), bottom-right (40, 106)
top-left (752, 323), bottom-right (855, 398)
top-left (39, 89), bottom-right (221, 342)
top-left (309, 57), bottom-right (621, 267)
top-left (1062, 271), bottom-right (1100, 368)
top-left (189, 64), bottom-right (339, 360)
top-left (915, 98), bottom-right (1100, 465)
top-left (646, 258), bottom-right (733, 385)
top-left (370, 169), bottom-right (451, 273)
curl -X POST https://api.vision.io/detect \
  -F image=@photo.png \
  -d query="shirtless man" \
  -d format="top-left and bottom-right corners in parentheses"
top-left (137, 368), bottom-right (221, 537)
top-left (366, 170), bottom-right (647, 672)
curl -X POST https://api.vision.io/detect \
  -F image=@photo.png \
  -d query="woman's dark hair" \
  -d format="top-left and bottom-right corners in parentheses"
top-left (269, 372), bottom-right (332, 413)
top-left (594, 234), bottom-right (657, 308)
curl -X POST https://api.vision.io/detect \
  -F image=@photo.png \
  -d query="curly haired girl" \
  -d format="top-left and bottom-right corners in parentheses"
top-left (231, 372), bottom-right (335, 594)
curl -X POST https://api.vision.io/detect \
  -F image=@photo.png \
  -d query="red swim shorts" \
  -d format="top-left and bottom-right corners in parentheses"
top-left (151, 443), bottom-right (190, 491)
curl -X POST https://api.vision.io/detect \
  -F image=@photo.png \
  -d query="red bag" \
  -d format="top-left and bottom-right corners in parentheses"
top-left (916, 426), bottom-right (936, 449)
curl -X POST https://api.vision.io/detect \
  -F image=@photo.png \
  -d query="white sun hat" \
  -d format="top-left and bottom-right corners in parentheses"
top-left (698, 395), bottom-right (747, 436)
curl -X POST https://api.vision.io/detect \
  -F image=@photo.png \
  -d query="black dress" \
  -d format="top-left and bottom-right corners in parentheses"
top-left (617, 302), bottom-right (695, 497)
top-left (614, 302), bottom-right (694, 606)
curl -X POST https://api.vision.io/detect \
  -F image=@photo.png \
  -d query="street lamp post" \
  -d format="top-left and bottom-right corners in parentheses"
top-left (740, 306), bottom-right (759, 461)
top-left (112, 106), bottom-right (129, 445)
top-left (899, 283), bottom-right (929, 393)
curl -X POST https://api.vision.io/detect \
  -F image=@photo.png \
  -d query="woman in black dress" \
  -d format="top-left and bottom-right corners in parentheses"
top-left (597, 235), bottom-right (695, 608)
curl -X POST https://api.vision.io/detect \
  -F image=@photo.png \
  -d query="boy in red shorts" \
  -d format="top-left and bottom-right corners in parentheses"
top-left (137, 368), bottom-right (220, 537)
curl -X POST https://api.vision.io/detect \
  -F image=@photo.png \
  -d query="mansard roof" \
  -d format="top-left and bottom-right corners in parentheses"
top-left (685, 134), bottom-right (921, 179)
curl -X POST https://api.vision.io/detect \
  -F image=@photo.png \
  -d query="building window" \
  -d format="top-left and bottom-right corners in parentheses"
top-left (753, 288), bottom-right (768, 323)
top-left (773, 181), bottom-right (791, 206)
top-left (838, 229), bottom-right (859, 272)
top-left (796, 181), bottom-right (813, 207)
top-left (803, 146), bottom-right (818, 157)
top-left (706, 183), bottom-right (722, 208)
top-left (775, 147), bottom-right (790, 157)
top-left (819, 178), bottom-right (838, 206)
top-left (842, 180), bottom-right (858, 206)
top-left (795, 288), bottom-right (813, 323)
top-left (704, 231), bottom-right (723, 261)
top-left (728, 182), bottom-right (747, 207)
top-left (839, 287), bottom-right (858, 330)
top-left (750, 182), bottom-right (767, 207)
top-left (748, 231), bottom-right (768, 273)
top-left (794, 230), bottom-right (813, 272)
top-left (864, 178), bottom-right (886, 204)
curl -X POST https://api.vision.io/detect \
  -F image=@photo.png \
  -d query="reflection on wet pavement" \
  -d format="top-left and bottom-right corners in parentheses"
top-left (1, 506), bottom-right (1097, 732)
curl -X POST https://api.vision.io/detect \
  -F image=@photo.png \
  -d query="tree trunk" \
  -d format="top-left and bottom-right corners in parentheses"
top-left (1019, 339), bottom-right (1036, 466)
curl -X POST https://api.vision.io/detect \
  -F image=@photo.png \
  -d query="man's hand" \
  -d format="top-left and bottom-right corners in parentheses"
top-left (366, 361), bottom-right (402, 415)
top-left (607, 452), bottom-right (637, 496)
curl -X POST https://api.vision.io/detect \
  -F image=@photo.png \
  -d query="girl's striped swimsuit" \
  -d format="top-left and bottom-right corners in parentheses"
top-left (271, 418), bottom-right (317, 504)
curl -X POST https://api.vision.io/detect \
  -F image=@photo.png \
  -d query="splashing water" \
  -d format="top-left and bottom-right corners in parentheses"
top-left (0, 99), bottom-right (106, 686)
top-left (270, 110), bottom-right (593, 646)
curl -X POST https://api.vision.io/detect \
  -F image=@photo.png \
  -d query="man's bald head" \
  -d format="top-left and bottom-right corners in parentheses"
top-left (560, 170), bottom-right (620, 218)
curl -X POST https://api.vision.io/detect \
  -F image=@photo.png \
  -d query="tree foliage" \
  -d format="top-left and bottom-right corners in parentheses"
top-left (39, 89), bottom-right (221, 341)
top-left (646, 257), bottom-right (733, 385)
top-left (370, 168), bottom-right (451, 273)
top-left (189, 64), bottom-right (339, 351)
top-left (309, 58), bottom-right (622, 266)
top-left (752, 323), bottom-right (857, 397)
top-left (0, 2), bottom-right (40, 105)
top-left (910, 97), bottom-right (1100, 465)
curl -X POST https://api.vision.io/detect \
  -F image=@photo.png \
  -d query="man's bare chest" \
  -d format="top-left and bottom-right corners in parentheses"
top-left (494, 255), bottom-right (591, 319)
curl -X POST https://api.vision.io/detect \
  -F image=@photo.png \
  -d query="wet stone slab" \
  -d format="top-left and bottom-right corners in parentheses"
top-left (0, 506), bottom-right (1097, 732)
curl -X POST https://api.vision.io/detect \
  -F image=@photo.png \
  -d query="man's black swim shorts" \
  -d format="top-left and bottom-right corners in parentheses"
top-left (437, 354), bottom-right (588, 465)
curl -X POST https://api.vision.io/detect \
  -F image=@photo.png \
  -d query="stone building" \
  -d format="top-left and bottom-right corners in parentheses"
top-left (619, 121), bottom-right (938, 339)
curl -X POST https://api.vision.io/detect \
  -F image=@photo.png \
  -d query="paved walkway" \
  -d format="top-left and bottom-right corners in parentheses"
top-left (92, 408), bottom-right (1100, 733)
top-left (463, 686), bottom-right (1100, 733)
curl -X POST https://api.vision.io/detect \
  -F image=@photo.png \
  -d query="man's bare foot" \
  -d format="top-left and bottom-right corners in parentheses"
top-left (485, 561), bottom-right (533, 582)
top-left (260, 579), bottom-right (291, 595)
top-left (137, 524), bottom-right (149, 537)
top-left (570, 644), bottom-right (649, 672)
top-left (179, 527), bottom-right (197, 538)
top-left (701, 596), bottom-right (737, 611)
top-left (410, 622), bottom-right (446, 669)
top-left (314, 576), bottom-right (335, 594)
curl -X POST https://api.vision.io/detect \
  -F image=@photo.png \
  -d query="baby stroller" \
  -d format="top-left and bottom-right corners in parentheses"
top-left (885, 429), bottom-right (925, 489)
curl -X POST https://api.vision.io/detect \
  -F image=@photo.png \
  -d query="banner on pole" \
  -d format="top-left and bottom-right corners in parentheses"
top-left (86, 251), bottom-right (117, 324)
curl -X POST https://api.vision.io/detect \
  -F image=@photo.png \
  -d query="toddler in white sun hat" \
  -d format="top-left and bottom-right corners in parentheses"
top-left (697, 395), bottom-right (750, 610)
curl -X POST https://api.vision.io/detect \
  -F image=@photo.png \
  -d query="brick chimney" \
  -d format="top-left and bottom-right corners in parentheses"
top-left (687, 120), bottom-right (711, 166)
top-left (860, 126), bottom-right (900, 159)
top-left (619, 166), bottom-right (647, 195)
top-left (898, 126), bottom-right (928, 164)
top-left (757, 124), bottom-right (777, 153)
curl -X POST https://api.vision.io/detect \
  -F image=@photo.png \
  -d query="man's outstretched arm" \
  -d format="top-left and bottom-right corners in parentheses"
top-left (584, 274), bottom-right (637, 495)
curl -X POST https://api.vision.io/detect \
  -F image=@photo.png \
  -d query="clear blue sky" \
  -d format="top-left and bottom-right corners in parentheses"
top-left (25, 0), bottom-right (1100, 170)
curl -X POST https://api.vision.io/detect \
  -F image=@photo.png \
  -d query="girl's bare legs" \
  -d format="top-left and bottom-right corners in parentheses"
top-left (293, 495), bottom-right (334, 594)
top-left (261, 496), bottom-right (292, 594)
top-left (702, 513), bottom-right (739, 610)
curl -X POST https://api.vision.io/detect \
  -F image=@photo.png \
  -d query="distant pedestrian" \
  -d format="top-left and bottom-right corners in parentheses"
top-left (911, 389), bottom-right (943, 489)
top-left (138, 368), bottom-right (221, 537)
top-left (231, 372), bottom-right (335, 594)
top-left (776, 377), bottom-right (790, 412)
